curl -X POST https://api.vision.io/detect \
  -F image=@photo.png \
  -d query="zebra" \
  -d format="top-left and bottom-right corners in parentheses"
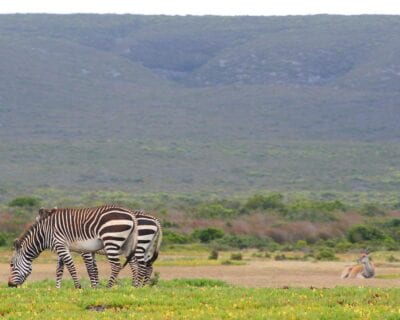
top-left (8, 205), bottom-right (138, 288)
top-left (50, 209), bottom-right (162, 287)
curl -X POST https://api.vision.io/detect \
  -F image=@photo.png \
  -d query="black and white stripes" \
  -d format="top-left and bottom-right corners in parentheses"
top-left (55, 210), bottom-right (162, 287)
top-left (9, 205), bottom-right (138, 288)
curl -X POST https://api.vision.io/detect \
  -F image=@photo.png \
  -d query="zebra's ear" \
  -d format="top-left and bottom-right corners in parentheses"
top-left (13, 238), bottom-right (20, 249)
top-left (38, 208), bottom-right (45, 217)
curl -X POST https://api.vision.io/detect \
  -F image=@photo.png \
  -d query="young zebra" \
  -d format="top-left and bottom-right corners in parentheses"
top-left (8, 205), bottom-right (138, 288)
top-left (52, 210), bottom-right (162, 287)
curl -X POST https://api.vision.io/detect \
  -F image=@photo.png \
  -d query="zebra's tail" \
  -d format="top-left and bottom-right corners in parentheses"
top-left (144, 220), bottom-right (163, 266)
top-left (122, 251), bottom-right (135, 269)
top-left (122, 215), bottom-right (139, 269)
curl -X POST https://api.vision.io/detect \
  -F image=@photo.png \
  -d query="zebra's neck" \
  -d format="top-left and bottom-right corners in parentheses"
top-left (20, 220), bottom-right (51, 260)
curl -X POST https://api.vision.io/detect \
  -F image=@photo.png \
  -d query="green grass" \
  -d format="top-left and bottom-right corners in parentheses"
top-left (1, 279), bottom-right (400, 319)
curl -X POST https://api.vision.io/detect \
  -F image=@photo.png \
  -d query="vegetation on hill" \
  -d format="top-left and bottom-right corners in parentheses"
top-left (1, 15), bottom-right (399, 253)
top-left (0, 15), bottom-right (400, 195)
top-left (1, 191), bottom-right (400, 256)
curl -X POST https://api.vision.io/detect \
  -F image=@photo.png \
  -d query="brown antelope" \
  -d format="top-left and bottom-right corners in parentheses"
top-left (341, 253), bottom-right (375, 279)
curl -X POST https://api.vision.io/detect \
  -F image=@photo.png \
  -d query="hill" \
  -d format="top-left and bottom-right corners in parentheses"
top-left (0, 14), bottom-right (400, 197)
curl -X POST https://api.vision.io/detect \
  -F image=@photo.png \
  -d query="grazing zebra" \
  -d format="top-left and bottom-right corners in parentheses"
top-left (51, 209), bottom-right (162, 287)
top-left (8, 205), bottom-right (138, 288)
top-left (341, 253), bottom-right (375, 279)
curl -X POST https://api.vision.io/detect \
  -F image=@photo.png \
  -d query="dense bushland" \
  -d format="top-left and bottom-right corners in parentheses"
top-left (1, 191), bottom-right (399, 255)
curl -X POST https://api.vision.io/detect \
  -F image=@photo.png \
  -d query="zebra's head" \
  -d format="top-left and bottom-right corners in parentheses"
top-left (8, 239), bottom-right (33, 287)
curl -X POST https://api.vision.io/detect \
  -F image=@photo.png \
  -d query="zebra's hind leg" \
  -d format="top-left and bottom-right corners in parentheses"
top-left (103, 246), bottom-right (122, 288)
top-left (56, 247), bottom-right (81, 289)
top-left (143, 264), bottom-right (154, 286)
top-left (81, 252), bottom-right (99, 288)
top-left (129, 258), bottom-right (146, 287)
top-left (106, 256), bottom-right (121, 288)
top-left (55, 257), bottom-right (64, 288)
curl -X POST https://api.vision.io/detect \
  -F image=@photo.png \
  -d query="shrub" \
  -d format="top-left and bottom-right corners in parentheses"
top-left (347, 225), bottom-right (387, 243)
top-left (213, 234), bottom-right (278, 250)
top-left (285, 199), bottom-right (343, 222)
top-left (244, 193), bottom-right (285, 212)
top-left (335, 240), bottom-right (353, 253)
top-left (360, 204), bottom-right (385, 217)
top-left (295, 240), bottom-right (308, 250)
top-left (387, 255), bottom-right (400, 262)
top-left (0, 233), bottom-right (6, 246)
top-left (163, 230), bottom-right (190, 244)
top-left (192, 228), bottom-right (225, 243)
top-left (197, 203), bottom-right (236, 218)
top-left (384, 218), bottom-right (400, 228)
top-left (149, 272), bottom-right (160, 286)
top-left (230, 253), bottom-right (242, 260)
top-left (316, 247), bottom-right (337, 261)
top-left (8, 196), bottom-right (41, 207)
top-left (209, 250), bottom-right (219, 260)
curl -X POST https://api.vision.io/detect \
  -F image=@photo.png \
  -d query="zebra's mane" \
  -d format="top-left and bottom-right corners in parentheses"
top-left (16, 219), bottom-right (42, 248)
top-left (36, 204), bottom-right (127, 220)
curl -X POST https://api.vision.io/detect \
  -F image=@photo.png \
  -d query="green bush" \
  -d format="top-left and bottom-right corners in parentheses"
top-left (0, 233), bottom-right (7, 246)
top-left (244, 193), bottom-right (285, 212)
top-left (230, 253), bottom-right (242, 260)
top-left (316, 247), bottom-right (337, 261)
top-left (209, 250), bottom-right (219, 260)
top-left (347, 225), bottom-right (388, 243)
top-left (295, 240), bottom-right (308, 250)
top-left (149, 272), bottom-right (160, 286)
top-left (213, 234), bottom-right (278, 250)
top-left (360, 204), bottom-right (385, 217)
top-left (384, 218), bottom-right (400, 228)
top-left (335, 240), bottom-right (353, 253)
top-left (284, 199), bottom-right (344, 222)
top-left (192, 228), bottom-right (225, 243)
top-left (8, 196), bottom-right (41, 207)
top-left (163, 230), bottom-right (190, 244)
top-left (197, 203), bottom-right (236, 218)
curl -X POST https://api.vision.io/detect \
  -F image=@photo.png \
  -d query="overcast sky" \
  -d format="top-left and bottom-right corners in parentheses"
top-left (1, 0), bottom-right (399, 15)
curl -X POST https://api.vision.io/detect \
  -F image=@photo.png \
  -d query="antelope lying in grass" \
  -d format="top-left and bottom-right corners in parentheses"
top-left (341, 253), bottom-right (375, 279)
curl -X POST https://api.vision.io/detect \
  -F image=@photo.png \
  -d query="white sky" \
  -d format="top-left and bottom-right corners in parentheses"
top-left (1, 0), bottom-right (399, 16)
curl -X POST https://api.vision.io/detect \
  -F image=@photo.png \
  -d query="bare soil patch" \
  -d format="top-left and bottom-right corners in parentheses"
top-left (2, 260), bottom-right (400, 288)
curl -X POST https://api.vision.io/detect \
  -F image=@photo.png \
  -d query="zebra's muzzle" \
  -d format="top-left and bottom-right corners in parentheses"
top-left (8, 280), bottom-right (18, 287)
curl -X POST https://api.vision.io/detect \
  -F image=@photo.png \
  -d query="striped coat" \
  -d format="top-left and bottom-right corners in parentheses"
top-left (9, 205), bottom-right (138, 288)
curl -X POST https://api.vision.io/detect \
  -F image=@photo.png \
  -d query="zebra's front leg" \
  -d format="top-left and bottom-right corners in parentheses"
top-left (55, 257), bottom-right (64, 288)
top-left (56, 247), bottom-right (81, 289)
top-left (81, 252), bottom-right (99, 288)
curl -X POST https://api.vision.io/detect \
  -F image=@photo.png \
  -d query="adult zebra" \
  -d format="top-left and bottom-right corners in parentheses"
top-left (50, 209), bottom-right (162, 287)
top-left (8, 205), bottom-right (138, 288)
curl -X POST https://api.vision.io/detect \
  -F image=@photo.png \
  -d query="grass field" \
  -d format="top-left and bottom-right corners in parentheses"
top-left (1, 249), bottom-right (400, 319)
top-left (1, 279), bottom-right (400, 319)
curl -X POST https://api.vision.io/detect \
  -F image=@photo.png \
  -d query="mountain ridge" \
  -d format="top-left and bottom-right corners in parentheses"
top-left (0, 14), bottom-right (399, 195)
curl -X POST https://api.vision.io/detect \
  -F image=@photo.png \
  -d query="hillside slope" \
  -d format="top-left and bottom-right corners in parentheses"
top-left (0, 14), bottom-right (399, 195)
